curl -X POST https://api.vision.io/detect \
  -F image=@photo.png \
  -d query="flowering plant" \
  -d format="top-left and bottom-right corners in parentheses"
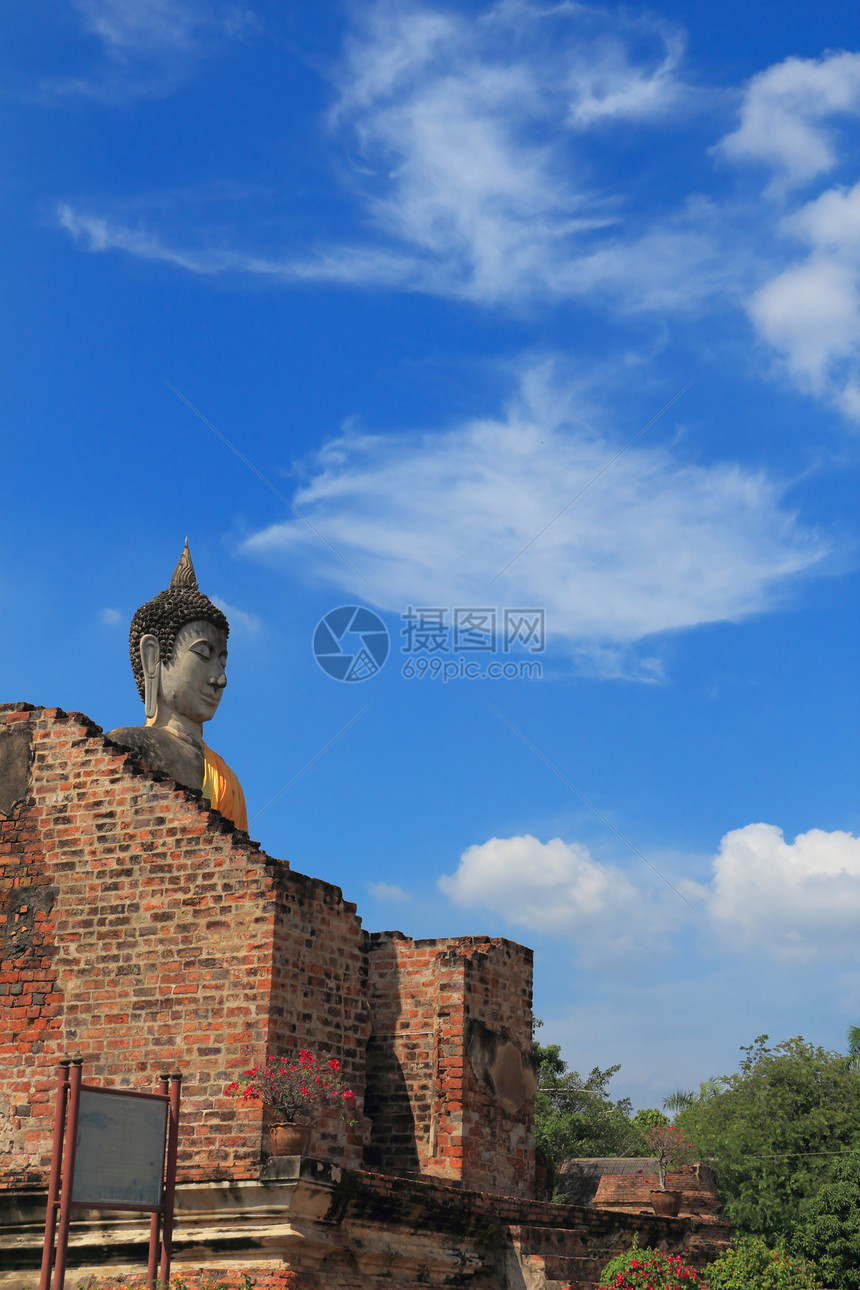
top-left (598, 1247), bottom-right (699, 1289)
top-left (648, 1124), bottom-right (696, 1190)
top-left (226, 1050), bottom-right (357, 1125)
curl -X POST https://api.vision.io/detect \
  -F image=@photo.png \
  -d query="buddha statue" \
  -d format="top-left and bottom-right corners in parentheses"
top-left (107, 540), bottom-right (248, 832)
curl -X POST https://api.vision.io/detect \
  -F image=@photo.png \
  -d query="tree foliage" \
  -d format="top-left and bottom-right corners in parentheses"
top-left (704, 1236), bottom-right (817, 1290)
top-left (532, 1036), bottom-right (640, 1169)
top-left (675, 1035), bottom-right (860, 1244)
top-left (793, 1146), bottom-right (860, 1289)
top-left (630, 1107), bottom-right (669, 1134)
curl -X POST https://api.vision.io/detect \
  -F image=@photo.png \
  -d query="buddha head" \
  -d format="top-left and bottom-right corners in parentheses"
top-left (129, 540), bottom-right (230, 733)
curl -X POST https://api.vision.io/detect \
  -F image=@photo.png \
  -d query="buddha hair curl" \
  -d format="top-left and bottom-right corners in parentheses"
top-left (129, 587), bottom-right (229, 701)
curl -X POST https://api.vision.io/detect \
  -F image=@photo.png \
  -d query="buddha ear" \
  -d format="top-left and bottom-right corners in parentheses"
top-left (140, 634), bottom-right (161, 722)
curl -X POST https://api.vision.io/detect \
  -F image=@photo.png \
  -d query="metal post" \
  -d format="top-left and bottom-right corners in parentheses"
top-left (147, 1075), bottom-right (170, 1290)
top-left (52, 1058), bottom-right (83, 1290)
top-left (39, 1061), bottom-right (71, 1290)
top-left (159, 1072), bottom-right (182, 1287)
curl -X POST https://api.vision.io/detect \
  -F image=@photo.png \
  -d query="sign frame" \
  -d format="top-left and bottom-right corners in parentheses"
top-left (39, 1060), bottom-right (182, 1290)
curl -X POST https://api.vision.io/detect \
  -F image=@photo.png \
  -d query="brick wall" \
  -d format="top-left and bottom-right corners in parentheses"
top-left (0, 704), bottom-right (369, 1187)
top-left (591, 1164), bottom-right (724, 1218)
top-left (364, 932), bottom-right (535, 1197)
top-left (1, 704), bottom-right (535, 1198)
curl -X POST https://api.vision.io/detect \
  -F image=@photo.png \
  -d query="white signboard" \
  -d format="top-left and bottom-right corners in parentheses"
top-left (72, 1089), bottom-right (168, 1208)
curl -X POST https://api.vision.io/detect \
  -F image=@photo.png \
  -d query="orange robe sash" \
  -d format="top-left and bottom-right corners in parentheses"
top-left (202, 744), bottom-right (248, 833)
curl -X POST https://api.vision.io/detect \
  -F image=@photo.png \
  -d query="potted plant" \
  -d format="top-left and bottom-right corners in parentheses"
top-left (226, 1049), bottom-right (357, 1156)
top-left (647, 1124), bottom-right (695, 1217)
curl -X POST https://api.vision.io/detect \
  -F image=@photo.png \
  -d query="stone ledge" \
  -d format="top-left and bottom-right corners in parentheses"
top-left (1, 1161), bottom-right (731, 1289)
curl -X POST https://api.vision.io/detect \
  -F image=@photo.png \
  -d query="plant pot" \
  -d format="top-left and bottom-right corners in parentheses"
top-left (265, 1121), bottom-right (312, 1157)
top-left (649, 1189), bottom-right (682, 1217)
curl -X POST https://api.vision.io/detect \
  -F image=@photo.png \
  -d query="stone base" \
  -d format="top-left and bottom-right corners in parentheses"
top-left (1, 1160), bottom-right (732, 1290)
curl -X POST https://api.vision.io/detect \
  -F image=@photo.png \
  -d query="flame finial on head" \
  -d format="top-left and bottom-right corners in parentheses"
top-left (170, 537), bottom-right (198, 591)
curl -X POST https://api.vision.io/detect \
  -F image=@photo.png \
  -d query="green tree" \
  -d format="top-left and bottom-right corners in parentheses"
top-left (533, 1036), bottom-right (638, 1169)
top-left (675, 1035), bottom-right (860, 1244)
top-left (630, 1107), bottom-right (669, 1137)
top-left (705, 1235), bottom-right (817, 1290)
top-left (847, 1025), bottom-right (860, 1069)
top-left (793, 1146), bottom-right (860, 1289)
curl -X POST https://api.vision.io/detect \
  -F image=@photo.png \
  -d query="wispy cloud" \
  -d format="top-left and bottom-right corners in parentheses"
top-left (45, 0), bottom-right (257, 101)
top-left (56, 1), bottom-right (717, 308)
top-left (211, 596), bottom-right (262, 637)
top-left (366, 880), bottom-right (412, 903)
top-left (52, 6), bottom-right (860, 420)
top-left (241, 361), bottom-right (827, 665)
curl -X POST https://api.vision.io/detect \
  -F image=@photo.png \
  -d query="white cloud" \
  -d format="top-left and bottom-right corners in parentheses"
top-left (438, 833), bottom-right (651, 955)
top-left (73, 0), bottom-right (203, 54)
top-left (749, 259), bottom-right (860, 407)
top-left (241, 363), bottom-right (827, 660)
top-left (57, 2), bottom-right (710, 308)
top-left (709, 823), bottom-right (860, 956)
top-left (99, 607), bottom-right (124, 626)
top-left (438, 822), bottom-right (860, 964)
top-left (73, 0), bottom-right (256, 54)
top-left (367, 881), bottom-right (412, 903)
top-left (329, 1), bottom-right (693, 304)
top-left (47, 0), bottom-right (256, 100)
top-left (211, 597), bottom-right (262, 636)
top-left (788, 181), bottom-right (860, 251)
top-left (747, 181), bottom-right (860, 420)
top-left (52, 8), bottom-right (860, 423)
top-left (717, 51), bottom-right (860, 188)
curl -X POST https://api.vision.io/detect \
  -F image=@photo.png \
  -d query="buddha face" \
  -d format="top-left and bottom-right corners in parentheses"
top-left (159, 619), bottom-right (228, 726)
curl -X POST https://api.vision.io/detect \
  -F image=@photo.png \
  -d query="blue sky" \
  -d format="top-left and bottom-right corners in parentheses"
top-left (2, 0), bottom-right (859, 1110)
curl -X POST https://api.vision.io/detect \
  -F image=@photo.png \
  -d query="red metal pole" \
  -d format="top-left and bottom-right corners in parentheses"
top-left (38, 1061), bottom-right (71, 1290)
top-left (52, 1058), bottom-right (83, 1290)
top-left (147, 1074), bottom-right (170, 1290)
top-left (159, 1072), bottom-right (182, 1286)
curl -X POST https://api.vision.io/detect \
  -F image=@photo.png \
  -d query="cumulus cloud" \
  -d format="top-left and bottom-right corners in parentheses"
top-left (99, 607), bottom-right (124, 626)
top-left (439, 823), bottom-right (860, 962)
top-left (709, 823), bottom-right (860, 955)
top-left (746, 181), bottom-right (860, 419)
top-left (241, 363), bottom-right (827, 662)
top-left (717, 51), bottom-right (860, 188)
top-left (438, 833), bottom-right (650, 953)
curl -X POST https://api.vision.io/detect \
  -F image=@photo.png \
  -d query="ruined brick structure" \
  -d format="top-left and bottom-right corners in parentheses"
top-left (0, 703), bottom-right (535, 1197)
top-left (0, 702), bottom-right (731, 1288)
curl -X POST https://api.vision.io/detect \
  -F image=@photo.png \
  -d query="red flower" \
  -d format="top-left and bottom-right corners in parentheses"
top-left (328, 1058), bottom-right (341, 1071)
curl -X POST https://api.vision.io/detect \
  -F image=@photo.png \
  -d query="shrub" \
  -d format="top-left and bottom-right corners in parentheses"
top-left (704, 1235), bottom-right (817, 1290)
top-left (598, 1246), bottom-right (700, 1288)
